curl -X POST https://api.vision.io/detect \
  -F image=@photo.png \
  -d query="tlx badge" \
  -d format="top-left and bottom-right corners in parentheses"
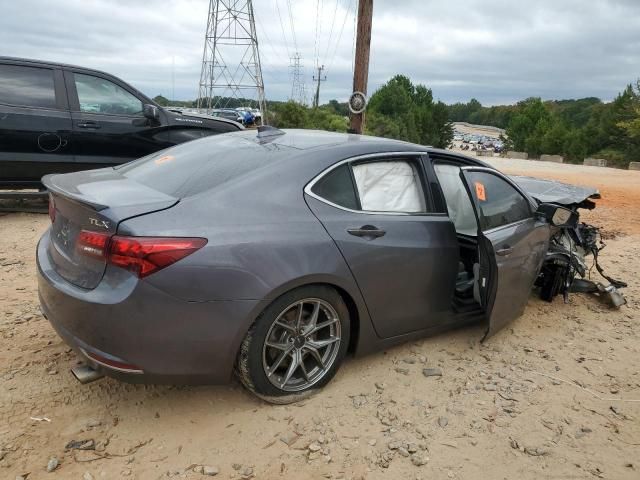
top-left (89, 218), bottom-right (110, 229)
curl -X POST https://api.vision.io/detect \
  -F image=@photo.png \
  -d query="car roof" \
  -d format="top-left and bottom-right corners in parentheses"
top-left (244, 128), bottom-right (420, 151)
top-left (227, 128), bottom-right (488, 166)
top-left (0, 56), bottom-right (115, 77)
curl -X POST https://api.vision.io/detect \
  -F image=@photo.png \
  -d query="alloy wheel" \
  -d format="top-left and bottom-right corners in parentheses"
top-left (262, 298), bottom-right (342, 392)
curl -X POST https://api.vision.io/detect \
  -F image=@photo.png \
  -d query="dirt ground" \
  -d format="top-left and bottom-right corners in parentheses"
top-left (1, 158), bottom-right (639, 480)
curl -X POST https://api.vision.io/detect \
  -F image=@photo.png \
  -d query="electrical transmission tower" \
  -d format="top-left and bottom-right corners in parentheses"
top-left (197, 0), bottom-right (267, 119)
top-left (289, 52), bottom-right (306, 104)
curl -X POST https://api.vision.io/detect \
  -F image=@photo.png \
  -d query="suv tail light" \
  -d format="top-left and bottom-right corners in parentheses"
top-left (77, 231), bottom-right (207, 278)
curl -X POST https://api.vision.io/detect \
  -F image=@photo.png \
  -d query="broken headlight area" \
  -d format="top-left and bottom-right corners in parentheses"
top-left (536, 220), bottom-right (627, 308)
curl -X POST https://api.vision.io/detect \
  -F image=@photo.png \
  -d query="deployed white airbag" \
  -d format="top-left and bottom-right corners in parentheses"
top-left (434, 164), bottom-right (478, 236)
top-left (352, 161), bottom-right (425, 212)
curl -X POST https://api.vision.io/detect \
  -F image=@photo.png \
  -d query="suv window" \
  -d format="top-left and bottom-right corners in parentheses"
top-left (0, 64), bottom-right (56, 108)
top-left (74, 73), bottom-right (142, 115)
top-left (465, 171), bottom-right (531, 230)
top-left (310, 158), bottom-right (428, 214)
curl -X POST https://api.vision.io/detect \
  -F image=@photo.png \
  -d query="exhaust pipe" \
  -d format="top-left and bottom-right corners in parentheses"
top-left (71, 364), bottom-right (104, 384)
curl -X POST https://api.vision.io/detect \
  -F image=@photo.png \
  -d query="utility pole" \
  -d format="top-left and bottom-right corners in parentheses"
top-left (313, 64), bottom-right (326, 108)
top-left (349, 0), bottom-right (373, 134)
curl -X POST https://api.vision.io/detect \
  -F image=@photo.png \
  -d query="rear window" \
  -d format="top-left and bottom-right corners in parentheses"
top-left (117, 135), bottom-right (284, 197)
top-left (0, 64), bottom-right (56, 108)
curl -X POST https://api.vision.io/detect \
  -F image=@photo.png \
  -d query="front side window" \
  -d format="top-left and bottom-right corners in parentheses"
top-left (0, 64), bottom-right (56, 108)
top-left (465, 171), bottom-right (532, 230)
top-left (74, 73), bottom-right (142, 115)
top-left (310, 158), bottom-right (427, 214)
top-left (434, 163), bottom-right (478, 236)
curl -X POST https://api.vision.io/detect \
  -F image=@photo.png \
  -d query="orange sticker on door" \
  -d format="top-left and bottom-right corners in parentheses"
top-left (474, 181), bottom-right (486, 201)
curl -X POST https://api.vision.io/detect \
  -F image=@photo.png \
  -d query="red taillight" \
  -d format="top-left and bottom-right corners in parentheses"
top-left (48, 196), bottom-right (56, 223)
top-left (108, 236), bottom-right (207, 278)
top-left (77, 232), bottom-right (207, 278)
top-left (77, 230), bottom-right (110, 258)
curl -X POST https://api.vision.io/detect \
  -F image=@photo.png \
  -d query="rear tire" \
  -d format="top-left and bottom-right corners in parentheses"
top-left (236, 285), bottom-right (350, 402)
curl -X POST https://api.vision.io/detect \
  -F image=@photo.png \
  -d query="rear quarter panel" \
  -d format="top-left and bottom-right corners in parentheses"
top-left (116, 150), bottom-right (370, 304)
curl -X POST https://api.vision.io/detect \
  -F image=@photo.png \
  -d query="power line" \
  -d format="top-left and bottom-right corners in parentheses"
top-left (274, 0), bottom-right (291, 59)
top-left (351, 0), bottom-right (357, 77)
top-left (313, 0), bottom-right (321, 67)
top-left (285, 0), bottom-right (298, 52)
top-left (255, 13), bottom-right (288, 66)
top-left (327, 0), bottom-right (355, 73)
top-left (317, 0), bottom-right (325, 66)
top-left (322, 0), bottom-right (340, 66)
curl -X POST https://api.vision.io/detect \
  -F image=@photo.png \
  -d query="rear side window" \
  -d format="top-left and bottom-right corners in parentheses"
top-left (310, 164), bottom-right (359, 210)
top-left (74, 73), bottom-right (142, 115)
top-left (465, 171), bottom-right (532, 230)
top-left (352, 160), bottom-right (426, 213)
top-left (0, 64), bottom-right (56, 108)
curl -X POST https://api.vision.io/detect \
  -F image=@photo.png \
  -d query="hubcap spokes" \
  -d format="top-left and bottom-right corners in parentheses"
top-left (262, 299), bottom-right (341, 392)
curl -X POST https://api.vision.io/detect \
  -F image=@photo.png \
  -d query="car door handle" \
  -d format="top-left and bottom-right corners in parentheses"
top-left (77, 121), bottom-right (101, 129)
top-left (495, 246), bottom-right (514, 256)
top-left (347, 225), bottom-right (386, 239)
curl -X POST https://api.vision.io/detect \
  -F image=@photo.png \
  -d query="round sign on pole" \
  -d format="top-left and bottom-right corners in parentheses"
top-left (348, 91), bottom-right (367, 114)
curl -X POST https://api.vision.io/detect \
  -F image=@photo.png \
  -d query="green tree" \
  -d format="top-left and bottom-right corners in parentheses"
top-left (153, 95), bottom-right (170, 106)
top-left (323, 99), bottom-right (349, 116)
top-left (367, 75), bottom-right (453, 148)
top-left (271, 101), bottom-right (308, 128)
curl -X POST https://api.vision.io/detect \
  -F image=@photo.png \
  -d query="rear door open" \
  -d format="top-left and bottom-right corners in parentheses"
top-left (458, 167), bottom-right (550, 338)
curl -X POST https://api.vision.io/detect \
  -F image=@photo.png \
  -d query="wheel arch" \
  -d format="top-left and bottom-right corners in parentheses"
top-left (232, 275), bottom-right (371, 363)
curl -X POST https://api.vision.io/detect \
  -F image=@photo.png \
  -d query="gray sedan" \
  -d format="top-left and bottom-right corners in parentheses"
top-left (37, 128), bottom-right (574, 400)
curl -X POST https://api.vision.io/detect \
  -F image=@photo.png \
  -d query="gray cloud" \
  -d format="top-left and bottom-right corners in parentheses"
top-left (1, 0), bottom-right (638, 105)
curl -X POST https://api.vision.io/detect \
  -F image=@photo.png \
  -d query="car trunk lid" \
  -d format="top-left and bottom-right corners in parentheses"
top-left (44, 168), bottom-right (178, 289)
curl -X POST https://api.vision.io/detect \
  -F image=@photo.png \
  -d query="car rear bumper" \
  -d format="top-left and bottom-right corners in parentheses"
top-left (37, 229), bottom-right (260, 385)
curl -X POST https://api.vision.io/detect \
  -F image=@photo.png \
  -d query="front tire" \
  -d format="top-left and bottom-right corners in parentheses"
top-left (236, 285), bottom-right (350, 401)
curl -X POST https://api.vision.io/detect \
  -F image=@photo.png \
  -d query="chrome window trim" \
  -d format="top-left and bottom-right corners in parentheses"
top-left (304, 151), bottom-right (442, 217)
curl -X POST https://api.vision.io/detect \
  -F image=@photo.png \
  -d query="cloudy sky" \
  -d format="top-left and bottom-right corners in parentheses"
top-left (1, 0), bottom-right (639, 106)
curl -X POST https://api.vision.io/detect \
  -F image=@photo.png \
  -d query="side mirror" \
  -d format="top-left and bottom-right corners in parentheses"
top-left (143, 104), bottom-right (160, 122)
top-left (536, 203), bottom-right (578, 228)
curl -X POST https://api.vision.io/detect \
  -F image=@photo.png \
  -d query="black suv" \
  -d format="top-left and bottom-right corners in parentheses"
top-left (0, 57), bottom-right (243, 188)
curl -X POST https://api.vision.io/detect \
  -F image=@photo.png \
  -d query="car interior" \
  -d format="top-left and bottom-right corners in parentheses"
top-left (433, 162), bottom-right (484, 315)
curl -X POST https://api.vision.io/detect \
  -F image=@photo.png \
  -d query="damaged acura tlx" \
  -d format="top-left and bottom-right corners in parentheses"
top-left (36, 128), bottom-right (626, 401)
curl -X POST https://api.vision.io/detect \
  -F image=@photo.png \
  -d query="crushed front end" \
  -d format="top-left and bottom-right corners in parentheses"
top-left (512, 175), bottom-right (627, 307)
